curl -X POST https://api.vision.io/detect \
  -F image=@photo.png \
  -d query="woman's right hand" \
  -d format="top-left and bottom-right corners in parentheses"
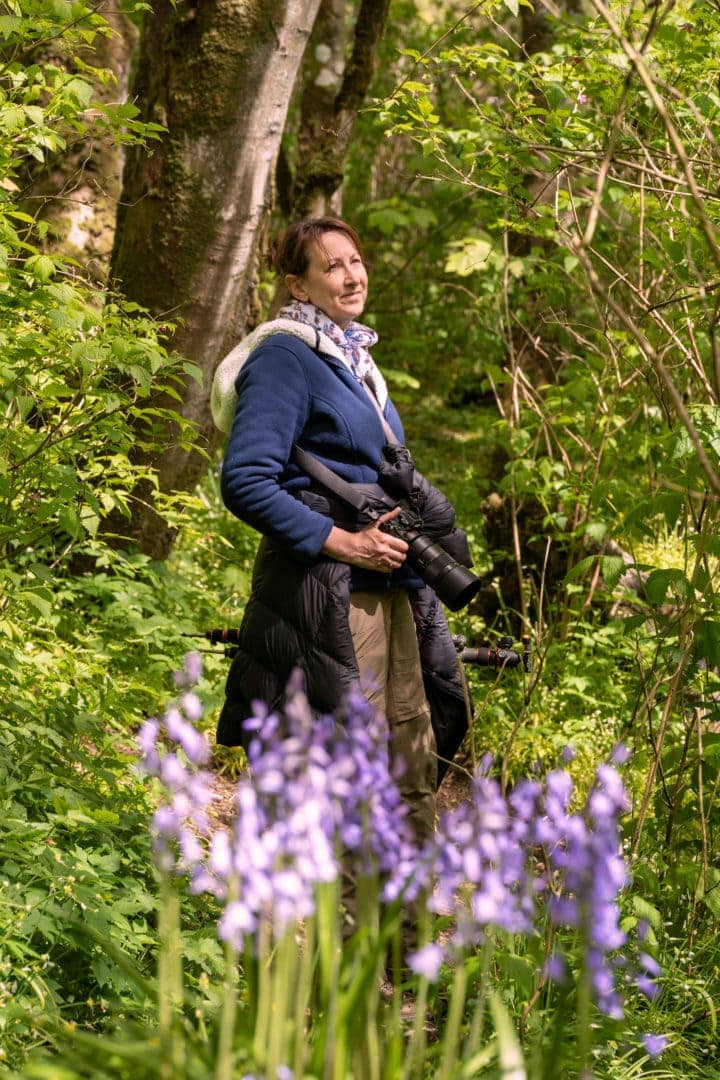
top-left (321, 508), bottom-right (409, 572)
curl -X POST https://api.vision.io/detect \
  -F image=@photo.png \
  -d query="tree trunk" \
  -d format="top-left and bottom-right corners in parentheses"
top-left (19, 6), bottom-right (137, 280)
top-left (109, 0), bottom-right (322, 557)
top-left (280, 0), bottom-right (391, 219)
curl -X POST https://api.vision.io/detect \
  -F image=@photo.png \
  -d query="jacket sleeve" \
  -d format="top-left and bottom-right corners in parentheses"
top-left (220, 339), bottom-right (334, 559)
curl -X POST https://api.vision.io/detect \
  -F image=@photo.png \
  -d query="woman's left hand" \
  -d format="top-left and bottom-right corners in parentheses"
top-left (321, 508), bottom-right (408, 572)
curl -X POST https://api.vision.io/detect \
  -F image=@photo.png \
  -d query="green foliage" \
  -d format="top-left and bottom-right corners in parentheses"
top-left (2, 0), bottom-right (720, 1072)
top-left (340, 4), bottom-right (720, 1068)
top-left (0, 4), bottom-right (232, 1070)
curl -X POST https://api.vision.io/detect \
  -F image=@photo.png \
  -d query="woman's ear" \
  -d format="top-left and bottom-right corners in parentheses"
top-left (285, 274), bottom-right (309, 302)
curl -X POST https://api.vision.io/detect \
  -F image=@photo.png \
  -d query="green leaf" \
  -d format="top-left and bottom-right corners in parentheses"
top-left (695, 867), bottom-right (720, 918)
top-left (18, 589), bottom-right (53, 618)
top-left (445, 236), bottom-right (493, 276)
top-left (564, 555), bottom-right (596, 583)
top-left (489, 991), bottom-right (526, 1079)
top-left (383, 368), bottom-right (421, 389)
top-left (0, 102), bottom-right (24, 131)
top-left (64, 77), bottom-right (93, 107)
top-left (645, 568), bottom-right (692, 604)
top-left (25, 253), bottom-right (55, 281)
top-left (601, 555), bottom-right (627, 590)
top-left (694, 620), bottom-right (720, 668)
top-left (631, 894), bottom-right (662, 929)
top-left (584, 521), bottom-right (607, 544)
top-left (58, 506), bottom-right (81, 537)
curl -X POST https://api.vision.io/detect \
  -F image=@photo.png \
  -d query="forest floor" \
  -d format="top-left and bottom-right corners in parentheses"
top-left (205, 749), bottom-right (475, 835)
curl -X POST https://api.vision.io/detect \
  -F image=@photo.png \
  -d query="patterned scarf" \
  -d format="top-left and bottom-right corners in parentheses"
top-left (278, 300), bottom-right (378, 383)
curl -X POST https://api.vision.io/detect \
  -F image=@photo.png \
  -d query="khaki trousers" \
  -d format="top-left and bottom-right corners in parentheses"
top-left (345, 590), bottom-right (437, 966)
top-left (348, 589), bottom-right (437, 851)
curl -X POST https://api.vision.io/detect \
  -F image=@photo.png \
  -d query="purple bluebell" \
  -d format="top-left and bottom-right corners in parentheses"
top-left (634, 950), bottom-right (662, 1000)
top-left (137, 657), bottom-right (215, 876)
top-left (199, 677), bottom-right (416, 950)
top-left (610, 742), bottom-right (631, 765)
top-left (407, 942), bottom-right (444, 981)
top-left (641, 1033), bottom-right (669, 1058)
top-left (140, 662), bottom-right (644, 1020)
top-left (539, 761), bottom-right (631, 1016)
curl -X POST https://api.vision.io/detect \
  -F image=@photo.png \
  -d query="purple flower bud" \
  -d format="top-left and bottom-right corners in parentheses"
top-left (164, 708), bottom-right (210, 766)
top-left (179, 829), bottom-right (203, 868)
top-left (610, 742), bottom-right (631, 765)
top-left (160, 753), bottom-right (189, 790)
top-left (479, 751), bottom-right (494, 775)
top-left (184, 651), bottom-right (202, 685)
top-left (641, 1034), bottom-right (669, 1058)
top-left (636, 975), bottom-right (660, 1000)
top-left (639, 951), bottom-right (661, 976)
top-left (544, 954), bottom-right (567, 983)
top-left (219, 899), bottom-right (256, 947)
top-left (138, 718), bottom-right (160, 765)
top-left (180, 692), bottom-right (203, 723)
top-left (153, 805), bottom-right (178, 837)
top-left (408, 942), bottom-right (444, 981)
top-left (209, 832), bottom-right (233, 879)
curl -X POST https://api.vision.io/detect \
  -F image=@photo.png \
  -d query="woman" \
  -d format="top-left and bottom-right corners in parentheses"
top-left (211, 217), bottom-right (471, 857)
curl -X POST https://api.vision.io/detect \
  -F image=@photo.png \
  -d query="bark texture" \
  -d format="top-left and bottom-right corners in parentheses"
top-left (283, 0), bottom-right (391, 218)
top-left (110, 0), bottom-right (321, 556)
top-left (20, 6), bottom-right (137, 279)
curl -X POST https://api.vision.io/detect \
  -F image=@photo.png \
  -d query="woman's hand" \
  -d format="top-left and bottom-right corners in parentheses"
top-left (321, 508), bottom-right (409, 572)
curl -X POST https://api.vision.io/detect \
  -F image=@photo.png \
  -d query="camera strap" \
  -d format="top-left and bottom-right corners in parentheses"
top-left (291, 445), bottom-right (380, 518)
top-left (291, 375), bottom-right (402, 518)
top-left (361, 377), bottom-right (401, 446)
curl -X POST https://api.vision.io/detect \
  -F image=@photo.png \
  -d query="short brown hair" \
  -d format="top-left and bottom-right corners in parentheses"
top-left (270, 217), bottom-right (363, 278)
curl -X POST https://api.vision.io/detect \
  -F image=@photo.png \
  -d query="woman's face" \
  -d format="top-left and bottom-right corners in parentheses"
top-left (286, 230), bottom-right (368, 329)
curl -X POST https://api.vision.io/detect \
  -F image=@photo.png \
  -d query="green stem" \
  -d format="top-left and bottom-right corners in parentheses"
top-left (464, 939), bottom-right (493, 1060)
top-left (252, 918), bottom-right (272, 1070)
top-left (437, 962), bottom-right (468, 1080)
top-left (313, 880), bottom-right (340, 1080)
top-left (214, 918), bottom-right (239, 1080)
top-left (294, 915), bottom-right (316, 1079)
top-left (576, 955), bottom-right (592, 1078)
top-left (266, 928), bottom-right (298, 1079)
top-left (157, 872), bottom-right (185, 1080)
top-left (402, 975), bottom-right (429, 1080)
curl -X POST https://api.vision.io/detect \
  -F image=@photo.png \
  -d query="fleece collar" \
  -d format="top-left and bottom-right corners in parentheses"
top-left (211, 318), bottom-right (388, 434)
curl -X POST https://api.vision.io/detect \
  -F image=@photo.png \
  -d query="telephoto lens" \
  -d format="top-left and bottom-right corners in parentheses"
top-left (380, 508), bottom-right (482, 611)
top-left (404, 531), bottom-right (482, 611)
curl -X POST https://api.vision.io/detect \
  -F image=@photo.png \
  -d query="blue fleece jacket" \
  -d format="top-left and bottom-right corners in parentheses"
top-left (220, 332), bottom-right (418, 588)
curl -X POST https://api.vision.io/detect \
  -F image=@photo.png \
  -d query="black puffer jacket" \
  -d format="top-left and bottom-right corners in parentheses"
top-left (217, 489), bottom-right (471, 786)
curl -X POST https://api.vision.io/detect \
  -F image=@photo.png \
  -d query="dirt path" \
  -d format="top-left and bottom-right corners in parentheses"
top-left (206, 753), bottom-right (474, 834)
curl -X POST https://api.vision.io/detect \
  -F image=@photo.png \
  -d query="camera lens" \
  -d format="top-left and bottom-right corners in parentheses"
top-left (406, 533), bottom-right (482, 611)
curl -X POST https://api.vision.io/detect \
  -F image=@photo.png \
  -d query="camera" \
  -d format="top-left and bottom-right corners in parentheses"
top-left (379, 502), bottom-right (482, 611)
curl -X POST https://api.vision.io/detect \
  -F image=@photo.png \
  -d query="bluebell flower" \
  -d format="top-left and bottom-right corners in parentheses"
top-left (641, 1033), bottom-right (669, 1057)
top-left (407, 942), bottom-right (444, 981)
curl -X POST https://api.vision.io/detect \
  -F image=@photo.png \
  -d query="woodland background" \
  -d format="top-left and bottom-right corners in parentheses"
top-left (1, 0), bottom-right (720, 1075)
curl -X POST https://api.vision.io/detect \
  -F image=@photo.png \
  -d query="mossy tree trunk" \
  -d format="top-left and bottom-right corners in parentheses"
top-left (280, 0), bottom-right (391, 219)
top-left (109, 0), bottom-right (321, 557)
top-left (19, 7), bottom-right (137, 280)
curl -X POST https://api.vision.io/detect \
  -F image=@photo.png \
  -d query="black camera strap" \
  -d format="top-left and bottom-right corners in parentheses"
top-left (291, 444), bottom-right (380, 518)
top-left (291, 376), bottom-right (402, 517)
